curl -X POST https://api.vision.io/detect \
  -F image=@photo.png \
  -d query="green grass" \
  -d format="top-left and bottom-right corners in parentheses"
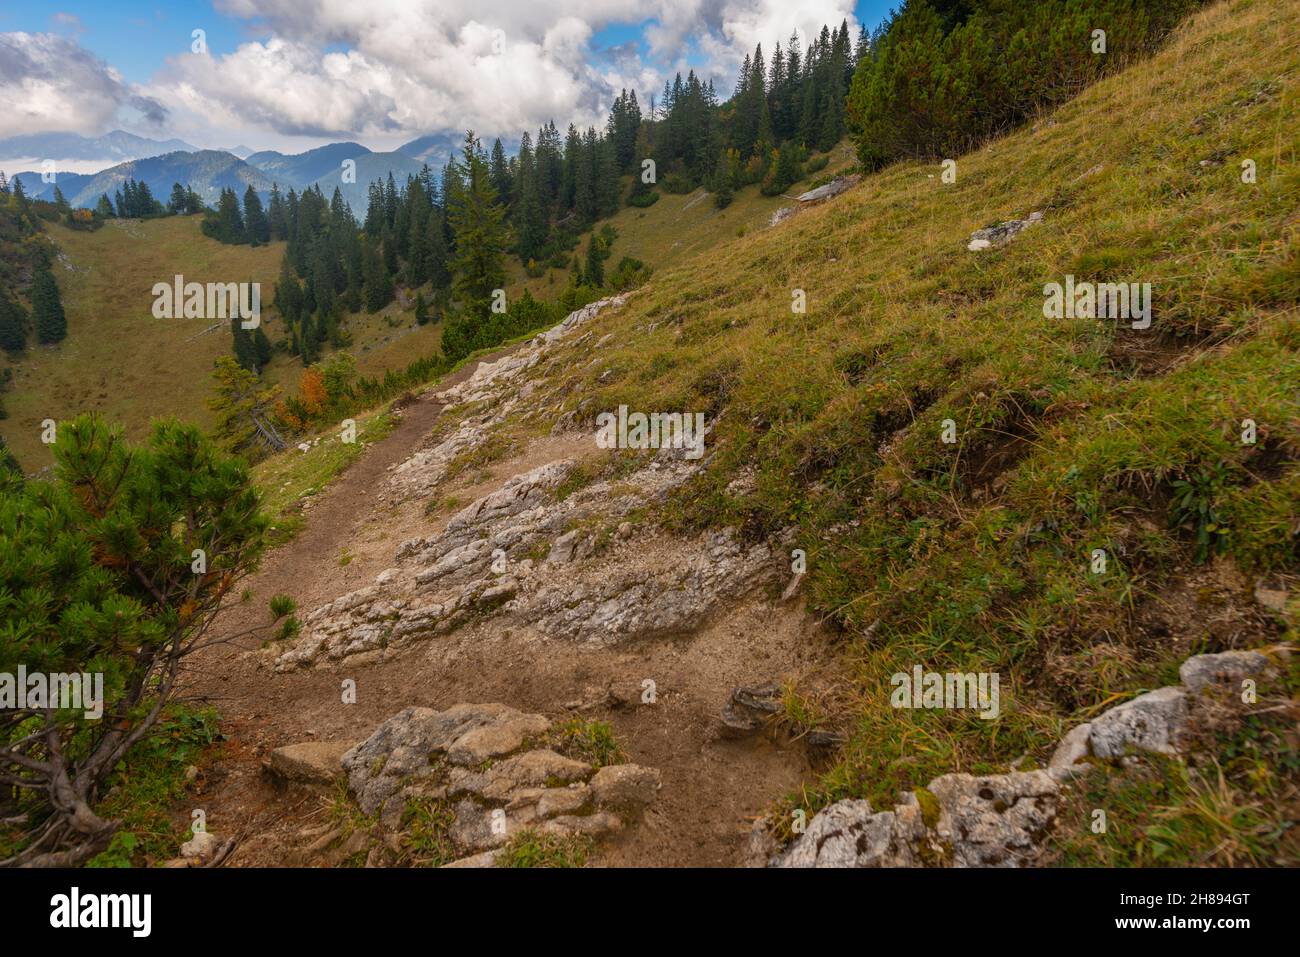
top-left (523, 0), bottom-right (1299, 859)
top-left (400, 796), bottom-right (458, 867)
top-left (550, 718), bottom-right (626, 768)
top-left (1, 217), bottom-right (282, 470)
top-left (502, 142), bottom-right (858, 302)
top-left (495, 829), bottom-right (592, 868)
top-left (85, 706), bottom-right (224, 868)
top-left (0, 215), bottom-right (438, 475)
top-left (1, 137), bottom-right (848, 478)
top-left (1047, 673), bottom-right (1300, 866)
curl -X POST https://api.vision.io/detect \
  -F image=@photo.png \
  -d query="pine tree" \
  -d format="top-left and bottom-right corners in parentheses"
top-left (253, 326), bottom-right (273, 368)
top-left (268, 184), bottom-right (288, 240)
top-left (135, 180), bottom-right (162, 217)
top-left (489, 138), bottom-right (512, 201)
top-left (207, 355), bottom-right (285, 455)
top-left (424, 209), bottom-right (450, 289)
top-left (231, 318), bottom-right (257, 370)
top-left (206, 188), bottom-right (247, 244)
top-left (362, 236), bottom-right (393, 312)
top-left (31, 266), bottom-right (67, 344)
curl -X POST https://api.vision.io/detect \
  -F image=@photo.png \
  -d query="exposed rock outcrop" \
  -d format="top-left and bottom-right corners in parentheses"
top-left (967, 211), bottom-right (1043, 251)
top-left (331, 703), bottom-right (660, 864)
top-left (752, 646), bottom-right (1286, 867)
top-left (272, 295), bottom-right (783, 671)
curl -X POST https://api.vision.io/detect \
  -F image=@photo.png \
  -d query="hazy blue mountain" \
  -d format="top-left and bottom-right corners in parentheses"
top-left (15, 150), bottom-right (274, 210)
top-left (397, 132), bottom-right (462, 167)
top-left (244, 141), bottom-right (373, 187)
top-left (0, 130), bottom-right (198, 164)
top-left (218, 145), bottom-right (256, 159)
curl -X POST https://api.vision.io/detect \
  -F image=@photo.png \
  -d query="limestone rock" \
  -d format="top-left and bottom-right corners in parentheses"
top-left (926, 771), bottom-right (1059, 867)
top-left (267, 739), bottom-right (358, 786)
top-left (180, 830), bottom-right (221, 861)
top-left (774, 800), bottom-right (921, 868)
top-left (1047, 722), bottom-right (1093, 774)
top-left (1087, 686), bottom-right (1188, 759)
top-left (1179, 650), bottom-right (1273, 693)
top-left (967, 211), bottom-right (1043, 251)
top-left (445, 712), bottom-right (550, 766)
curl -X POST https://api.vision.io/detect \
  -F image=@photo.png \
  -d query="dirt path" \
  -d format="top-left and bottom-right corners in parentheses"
top-left (182, 346), bottom-right (833, 868)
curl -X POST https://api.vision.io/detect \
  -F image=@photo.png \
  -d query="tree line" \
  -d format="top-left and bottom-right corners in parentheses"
top-left (846, 0), bottom-right (1205, 169)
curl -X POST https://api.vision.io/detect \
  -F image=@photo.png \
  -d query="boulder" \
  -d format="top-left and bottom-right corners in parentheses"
top-left (774, 800), bottom-right (921, 868)
top-left (180, 830), bottom-right (221, 861)
top-left (1179, 650), bottom-right (1274, 693)
top-left (926, 771), bottom-right (1059, 867)
top-left (1087, 686), bottom-right (1188, 759)
top-left (967, 211), bottom-right (1043, 251)
top-left (267, 740), bottom-right (358, 786)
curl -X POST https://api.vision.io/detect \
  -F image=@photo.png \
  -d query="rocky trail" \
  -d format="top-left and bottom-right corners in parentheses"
top-left (180, 298), bottom-right (836, 867)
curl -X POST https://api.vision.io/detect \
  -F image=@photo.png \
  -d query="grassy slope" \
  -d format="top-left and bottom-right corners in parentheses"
top-left (524, 0), bottom-right (1298, 859)
top-left (1, 218), bottom-right (283, 469)
top-left (0, 215), bottom-right (446, 471)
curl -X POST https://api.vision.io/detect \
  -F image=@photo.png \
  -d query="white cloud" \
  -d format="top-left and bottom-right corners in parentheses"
top-left (0, 32), bottom-right (168, 138)
top-left (3, 1), bottom-right (859, 149)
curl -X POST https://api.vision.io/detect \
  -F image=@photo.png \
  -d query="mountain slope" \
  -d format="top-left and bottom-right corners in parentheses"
top-left (534, 0), bottom-right (1298, 855)
top-left (238, 0), bottom-right (1294, 866)
top-left (244, 141), bottom-right (373, 186)
top-left (0, 217), bottom-right (284, 470)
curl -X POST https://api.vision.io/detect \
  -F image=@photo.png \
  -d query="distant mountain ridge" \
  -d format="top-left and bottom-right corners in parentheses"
top-left (8, 132), bottom-right (472, 214)
top-left (0, 130), bottom-right (198, 164)
top-left (15, 150), bottom-right (274, 210)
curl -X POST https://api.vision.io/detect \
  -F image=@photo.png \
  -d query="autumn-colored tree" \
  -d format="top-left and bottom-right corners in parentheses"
top-left (299, 366), bottom-right (327, 418)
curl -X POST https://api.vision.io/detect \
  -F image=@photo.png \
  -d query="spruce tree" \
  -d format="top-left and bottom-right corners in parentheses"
top-left (31, 266), bottom-right (67, 344)
top-left (0, 291), bottom-right (27, 352)
top-left (243, 186), bottom-right (270, 245)
top-left (447, 132), bottom-right (507, 320)
top-left (584, 236), bottom-right (604, 288)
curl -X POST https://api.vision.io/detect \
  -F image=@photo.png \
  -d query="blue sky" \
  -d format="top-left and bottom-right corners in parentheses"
top-left (1, 1), bottom-right (900, 153)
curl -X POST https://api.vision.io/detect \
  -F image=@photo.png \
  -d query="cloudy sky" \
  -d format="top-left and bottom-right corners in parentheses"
top-left (0, 0), bottom-right (891, 156)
